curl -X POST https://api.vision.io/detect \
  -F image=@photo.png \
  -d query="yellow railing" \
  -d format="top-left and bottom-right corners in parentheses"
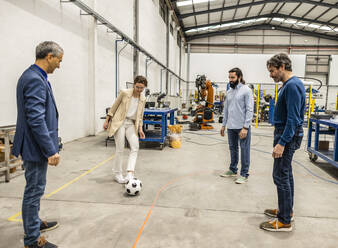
top-left (255, 84), bottom-right (261, 128)
top-left (307, 84), bottom-right (313, 128)
top-left (275, 84), bottom-right (278, 105)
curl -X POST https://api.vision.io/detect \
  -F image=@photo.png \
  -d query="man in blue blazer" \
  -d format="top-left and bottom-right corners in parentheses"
top-left (12, 41), bottom-right (63, 248)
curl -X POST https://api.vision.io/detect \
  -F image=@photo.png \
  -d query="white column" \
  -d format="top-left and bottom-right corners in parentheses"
top-left (88, 0), bottom-right (97, 135)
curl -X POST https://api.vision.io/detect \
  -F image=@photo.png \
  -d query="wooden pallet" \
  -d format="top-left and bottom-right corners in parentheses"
top-left (0, 125), bottom-right (23, 182)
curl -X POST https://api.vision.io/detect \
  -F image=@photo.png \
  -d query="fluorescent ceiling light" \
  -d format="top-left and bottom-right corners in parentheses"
top-left (186, 17), bottom-right (338, 34)
top-left (284, 19), bottom-right (297, 24)
top-left (320, 26), bottom-right (332, 31)
top-left (272, 18), bottom-right (284, 22)
top-left (296, 22), bottom-right (308, 26)
top-left (308, 24), bottom-right (320, 29)
top-left (177, 0), bottom-right (217, 7)
top-left (271, 18), bottom-right (337, 33)
top-left (186, 18), bottom-right (268, 33)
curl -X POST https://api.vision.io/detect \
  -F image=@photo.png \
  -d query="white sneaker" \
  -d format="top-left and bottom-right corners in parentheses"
top-left (114, 174), bottom-right (127, 184)
top-left (125, 173), bottom-right (134, 183)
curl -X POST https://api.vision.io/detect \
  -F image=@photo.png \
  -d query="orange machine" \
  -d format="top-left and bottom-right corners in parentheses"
top-left (193, 75), bottom-right (214, 130)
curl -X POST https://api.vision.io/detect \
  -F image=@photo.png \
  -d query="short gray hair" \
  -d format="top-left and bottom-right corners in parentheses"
top-left (36, 41), bottom-right (63, 59)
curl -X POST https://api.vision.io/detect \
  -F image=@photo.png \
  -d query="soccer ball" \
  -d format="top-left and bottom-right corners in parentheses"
top-left (125, 178), bottom-right (142, 196)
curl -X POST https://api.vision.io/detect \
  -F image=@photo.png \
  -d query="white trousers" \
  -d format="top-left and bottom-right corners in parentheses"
top-left (113, 119), bottom-right (139, 174)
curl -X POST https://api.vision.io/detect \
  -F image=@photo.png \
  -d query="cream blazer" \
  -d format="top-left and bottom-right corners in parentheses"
top-left (107, 88), bottom-right (146, 137)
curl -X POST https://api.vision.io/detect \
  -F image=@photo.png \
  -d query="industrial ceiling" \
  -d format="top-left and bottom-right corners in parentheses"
top-left (170, 0), bottom-right (338, 42)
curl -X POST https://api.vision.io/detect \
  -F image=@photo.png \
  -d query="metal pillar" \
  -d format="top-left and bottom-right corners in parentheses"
top-left (88, 0), bottom-right (97, 135)
top-left (115, 38), bottom-right (123, 98)
top-left (133, 0), bottom-right (139, 78)
top-left (166, 8), bottom-right (170, 94)
top-left (145, 57), bottom-right (152, 78)
top-left (179, 39), bottom-right (182, 96)
top-left (186, 44), bottom-right (191, 107)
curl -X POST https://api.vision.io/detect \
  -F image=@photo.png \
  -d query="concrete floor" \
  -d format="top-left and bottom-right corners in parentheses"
top-left (1, 124), bottom-right (338, 248)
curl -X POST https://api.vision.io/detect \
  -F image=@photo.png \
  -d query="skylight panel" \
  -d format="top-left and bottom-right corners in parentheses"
top-left (177, 0), bottom-right (217, 7)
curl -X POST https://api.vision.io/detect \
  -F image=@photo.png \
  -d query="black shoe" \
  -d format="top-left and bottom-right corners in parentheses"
top-left (25, 236), bottom-right (58, 248)
top-left (40, 220), bottom-right (59, 233)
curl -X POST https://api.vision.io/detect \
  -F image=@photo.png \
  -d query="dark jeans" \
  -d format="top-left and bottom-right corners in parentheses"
top-left (22, 160), bottom-right (48, 246)
top-left (273, 127), bottom-right (303, 224)
top-left (227, 128), bottom-right (251, 178)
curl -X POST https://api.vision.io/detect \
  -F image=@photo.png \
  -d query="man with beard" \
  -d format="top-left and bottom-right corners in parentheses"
top-left (260, 53), bottom-right (305, 232)
top-left (220, 68), bottom-right (253, 184)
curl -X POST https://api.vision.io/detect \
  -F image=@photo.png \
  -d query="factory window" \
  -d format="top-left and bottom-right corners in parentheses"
top-left (177, 31), bottom-right (181, 47)
top-left (159, 0), bottom-right (168, 24)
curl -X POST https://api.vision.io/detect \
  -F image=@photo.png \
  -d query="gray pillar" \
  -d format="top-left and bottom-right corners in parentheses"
top-left (179, 39), bottom-right (182, 96)
top-left (186, 44), bottom-right (191, 107)
top-left (133, 0), bottom-right (139, 78)
top-left (88, 0), bottom-right (97, 135)
top-left (166, 9), bottom-right (170, 94)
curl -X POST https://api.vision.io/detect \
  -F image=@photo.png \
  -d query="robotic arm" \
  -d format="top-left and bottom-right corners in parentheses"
top-left (195, 75), bottom-right (214, 108)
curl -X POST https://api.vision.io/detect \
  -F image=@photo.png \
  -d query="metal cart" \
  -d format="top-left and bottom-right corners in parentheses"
top-left (141, 108), bottom-right (178, 150)
top-left (307, 118), bottom-right (338, 168)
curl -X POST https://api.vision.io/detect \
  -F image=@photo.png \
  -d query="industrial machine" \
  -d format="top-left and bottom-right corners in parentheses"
top-left (145, 92), bottom-right (167, 109)
top-left (190, 75), bottom-right (215, 130)
top-left (260, 94), bottom-right (272, 122)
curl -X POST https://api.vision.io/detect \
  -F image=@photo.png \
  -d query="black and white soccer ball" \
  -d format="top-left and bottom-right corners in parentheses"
top-left (125, 178), bottom-right (142, 196)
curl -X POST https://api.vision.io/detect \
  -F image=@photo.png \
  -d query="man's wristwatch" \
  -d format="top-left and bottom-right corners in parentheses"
top-left (243, 127), bottom-right (249, 130)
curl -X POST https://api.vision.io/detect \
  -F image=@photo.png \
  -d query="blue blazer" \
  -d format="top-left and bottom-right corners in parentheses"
top-left (12, 65), bottom-right (59, 162)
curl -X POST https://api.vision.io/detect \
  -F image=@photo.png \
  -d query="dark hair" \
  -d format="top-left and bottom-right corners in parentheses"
top-left (134, 75), bottom-right (148, 87)
top-left (267, 53), bottom-right (292, 71)
top-left (36, 41), bottom-right (63, 59)
top-left (228, 67), bottom-right (245, 84)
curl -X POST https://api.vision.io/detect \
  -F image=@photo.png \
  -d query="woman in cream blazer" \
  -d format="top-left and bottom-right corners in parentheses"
top-left (104, 76), bottom-right (147, 183)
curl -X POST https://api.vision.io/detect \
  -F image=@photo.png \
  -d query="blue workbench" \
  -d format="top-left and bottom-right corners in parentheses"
top-left (307, 118), bottom-right (338, 168)
top-left (140, 108), bottom-right (178, 149)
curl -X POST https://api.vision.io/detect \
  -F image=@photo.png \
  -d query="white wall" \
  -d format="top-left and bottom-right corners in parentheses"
top-left (0, 0), bottom-right (91, 142)
top-left (325, 55), bottom-right (338, 110)
top-left (0, 0), bottom-right (186, 142)
top-left (188, 28), bottom-right (338, 107)
top-left (188, 53), bottom-right (338, 109)
top-left (189, 53), bottom-right (306, 84)
top-left (190, 29), bottom-right (338, 55)
top-left (139, 0), bottom-right (166, 66)
top-left (329, 55), bottom-right (338, 86)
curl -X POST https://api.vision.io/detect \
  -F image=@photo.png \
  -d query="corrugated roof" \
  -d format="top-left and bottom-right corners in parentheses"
top-left (171, 0), bottom-right (338, 41)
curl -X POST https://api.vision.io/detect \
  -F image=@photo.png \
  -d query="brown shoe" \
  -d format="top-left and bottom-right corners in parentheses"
top-left (264, 208), bottom-right (294, 221)
top-left (260, 219), bottom-right (292, 232)
top-left (40, 220), bottom-right (59, 233)
top-left (24, 236), bottom-right (58, 248)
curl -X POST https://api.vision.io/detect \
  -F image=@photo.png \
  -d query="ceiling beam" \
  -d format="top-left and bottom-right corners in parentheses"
top-left (183, 13), bottom-right (338, 32)
top-left (219, 0), bottom-right (227, 22)
top-left (186, 24), bottom-right (338, 41)
top-left (189, 43), bottom-right (338, 48)
top-left (178, 0), bottom-right (338, 19)
top-left (244, 0), bottom-right (255, 18)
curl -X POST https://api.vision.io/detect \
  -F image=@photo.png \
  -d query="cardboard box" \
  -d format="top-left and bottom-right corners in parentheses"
top-left (0, 152), bottom-right (4, 162)
top-left (318, 140), bottom-right (329, 151)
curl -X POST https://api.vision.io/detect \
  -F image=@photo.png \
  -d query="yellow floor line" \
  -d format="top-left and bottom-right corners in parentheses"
top-left (8, 155), bottom-right (114, 223)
